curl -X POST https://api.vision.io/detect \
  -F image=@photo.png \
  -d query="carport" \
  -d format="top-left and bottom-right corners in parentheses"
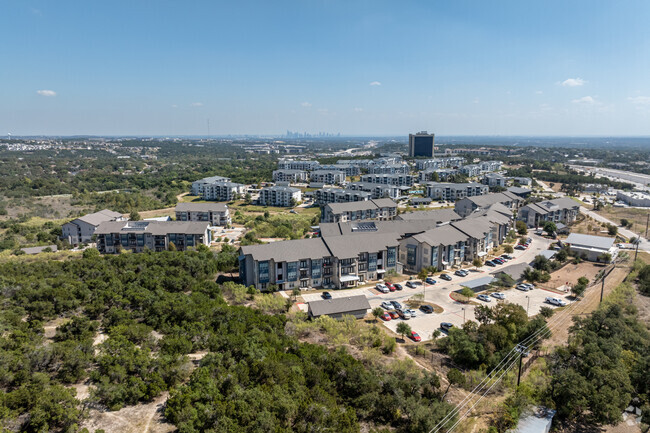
top-left (459, 276), bottom-right (495, 293)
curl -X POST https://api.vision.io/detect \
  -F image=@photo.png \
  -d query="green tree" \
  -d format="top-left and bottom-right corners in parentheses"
top-left (516, 220), bottom-right (528, 235)
top-left (539, 306), bottom-right (554, 318)
top-left (503, 244), bottom-right (514, 254)
top-left (543, 221), bottom-right (557, 234)
top-left (460, 287), bottom-right (475, 303)
top-left (474, 304), bottom-right (493, 325)
top-left (472, 257), bottom-right (483, 270)
top-left (396, 322), bottom-right (412, 342)
top-left (418, 268), bottom-right (429, 282)
top-left (442, 368), bottom-right (466, 400)
top-left (607, 224), bottom-right (618, 236)
top-left (168, 241), bottom-right (176, 251)
top-left (372, 307), bottom-right (384, 322)
top-left (129, 210), bottom-right (142, 221)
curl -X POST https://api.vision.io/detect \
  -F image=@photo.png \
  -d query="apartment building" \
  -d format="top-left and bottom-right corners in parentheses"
top-left (346, 182), bottom-right (406, 200)
top-left (95, 221), bottom-right (210, 253)
top-left (400, 225), bottom-right (470, 273)
top-left (483, 173), bottom-right (507, 188)
top-left (272, 169), bottom-right (309, 183)
top-left (426, 182), bottom-right (488, 201)
top-left (319, 164), bottom-right (360, 176)
top-left (460, 164), bottom-right (482, 177)
top-left (257, 185), bottom-right (302, 207)
top-left (310, 170), bottom-right (346, 185)
top-left (480, 161), bottom-right (503, 173)
top-left (454, 191), bottom-right (522, 217)
top-left (511, 177), bottom-right (533, 186)
top-left (191, 175), bottom-right (230, 196)
top-left (360, 173), bottom-right (416, 187)
top-left (200, 181), bottom-right (246, 201)
top-left (277, 159), bottom-right (320, 171)
top-left (314, 188), bottom-right (372, 206)
top-left (419, 168), bottom-right (459, 182)
top-left (415, 157), bottom-right (464, 170)
top-left (321, 198), bottom-right (397, 223)
top-left (61, 209), bottom-right (126, 244)
top-left (518, 197), bottom-right (580, 227)
top-left (239, 233), bottom-right (399, 291)
top-left (175, 202), bottom-right (230, 226)
top-left (368, 163), bottom-right (410, 175)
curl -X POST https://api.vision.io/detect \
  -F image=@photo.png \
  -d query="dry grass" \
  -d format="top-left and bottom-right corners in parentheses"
top-left (595, 206), bottom-right (649, 232)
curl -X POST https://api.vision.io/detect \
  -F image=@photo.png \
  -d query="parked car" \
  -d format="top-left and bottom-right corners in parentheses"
top-left (381, 312), bottom-right (392, 321)
top-left (440, 322), bottom-right (454, 331)
top-left (396, 309), bottom-right (410, 320)
top-left (546, 297), bottom-right (567, 307)
top-left (477, 294), bottom-right (492, 302)
top-left (406, 281), bottom-right (420, 288)
top-left (485, 260), bottom-right (496, 267)
top-left (440, 274), bottom-right (452, 281)
top-left (425, 277), bottom-right (437, 285)
top-left (406, 309), bottom-right (417, 318)
top-left (410, 331), bottom-right (421, 342)
top-left (515, 245), bottom-right (527, 250)
top-left (388, 311), bottom-right (399, 320)
top-left (455, 270), bottom-right (469, 277)
top-left (516, 283), bottom-right (532, 291)
top-left (501, 254), bottom-right (513, 260)
top-left (390, 300), bottom-right (402, 310)
top-left (380, 301), bottom-right (393, 310)
top-left (492, 258), bottom-right (504, 264)
top-left (491, 292), bottom-right (506, 300)
top-left (394, 283), bottom-right (403, 291)
top-left (419, 304), bottom-right (434, 314)
top-left (375, 283), bottom-right (389, 293)
top-left (386, 282), bottom-right (396, 292)
top-left (322, 292), bottom-right (332, 299)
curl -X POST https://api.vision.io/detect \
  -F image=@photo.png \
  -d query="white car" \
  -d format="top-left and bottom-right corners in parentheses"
top-left (545, 297), bottom-right (567, 307)
top-left (477, 294), bottom-right (492, 302)
top-left (380, 301), bottom-right (393, 310)
top-left (406, 309), bottom-right (417, 318)
top-left (375, 284), bottom-right (389, 293)
top-left (491, 292), bottom-right (506, 300)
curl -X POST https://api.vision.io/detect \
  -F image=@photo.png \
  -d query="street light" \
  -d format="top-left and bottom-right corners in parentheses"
top-left (462, 307), bottom-right (466, 324)
top-left (525, 295), bottom-right (530, 315)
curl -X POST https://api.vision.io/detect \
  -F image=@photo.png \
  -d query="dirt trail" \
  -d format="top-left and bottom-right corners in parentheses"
top-left (81, 392), bottom-right (174, 433)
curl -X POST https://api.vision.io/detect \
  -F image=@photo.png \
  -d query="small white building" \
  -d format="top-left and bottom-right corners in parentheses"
top-left (257, 185), bottom-right (302, 207)
top-left (563, 233), bottom-right (618, 262)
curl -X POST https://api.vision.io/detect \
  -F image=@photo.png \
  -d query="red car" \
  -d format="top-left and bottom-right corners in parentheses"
top-left (386, 282), bottom-right (396, 292)
top-left (388, 311), bottom-right (399, 320)
top-left (410, 331), bottom-right (421, 342)
top-left (381, 312), bottom-right (392, 321)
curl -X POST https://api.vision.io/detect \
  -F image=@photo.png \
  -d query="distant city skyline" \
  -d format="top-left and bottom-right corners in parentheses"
top-left (2, 1), bottom-right (650, 136)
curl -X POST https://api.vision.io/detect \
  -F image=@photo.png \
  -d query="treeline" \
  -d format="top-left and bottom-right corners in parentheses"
top-left (0, 248), bottom-right (454, 432)
top-left (507, 166), bottom-right (634, 191)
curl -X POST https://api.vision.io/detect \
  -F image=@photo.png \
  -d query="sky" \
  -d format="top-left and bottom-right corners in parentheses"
top-left (2, 0), bottom-right (650, 136)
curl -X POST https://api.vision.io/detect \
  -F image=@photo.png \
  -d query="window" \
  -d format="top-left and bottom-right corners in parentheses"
top-left (431, 246), bottom-right (438, 266)
top-left (105, 235), bottom-right (114, 247)
top-left (300, 270), bottom-right (309, 279)
top-left (407, 245), bottom-right (417, 266)
top-left (287, 262), bottom-right (298, 281)
top-left (300, 260), bottom-right (308, 269)
top-left (258, 261), bottom-right (270, 284)
top-left (368, 253), bottom-right (377, 272)
top-left (386, 247), bottom-right (396, 267)
top-left (358, 263), bottom-right (367, 272)
top-left (311, 259), bottom-right (322, 279)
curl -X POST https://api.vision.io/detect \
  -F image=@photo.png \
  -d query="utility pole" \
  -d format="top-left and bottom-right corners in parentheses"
top-left (600, 272), bottom-right (606, 303)
top-left (635, 237), bottom-right (640, 261)
top-left (462, 307), bottom-right (466, 324)
top-left (645, 213), bottom-right (649, 239)
top-left (516, 344), bottom-right (526, 388)
top-left (526, 295), bottom-right (530, 315)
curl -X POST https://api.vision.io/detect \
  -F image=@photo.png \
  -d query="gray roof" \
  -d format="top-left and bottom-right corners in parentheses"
top-left (176, 202), bottom-right (228, 212)
top-left (273, 169), bottom-right (306, 174)
top-left (95, 221), bottom-right (209, 236)
top-left (450, 217), bottom-right (492, 239)
top-left (323, 232), bottom-right (399, 259)
top-left (325, 198), bottom-right (397, 214)
top-left (21, 245), bottom-right (58, 255)
top-left (76, 209), bottom-right (123, 226)
top-left (539, 250), bottom-right (557, 260)
top-left (396, 208), bottom-right (462, 222)
top-left (491, 262), bottom-right (529, 281)
top-left (320, 219), bottom-right (446, 238)
top-left (526, 197), bottom-right (580, 214)
top-left (262, 185), bottom-right (300, 193)
top-left (240, 237), bottom-right (331, 262)
top-left (410, 225), bottom-right (469, 247)
top-left (461, 276), bottom-right (495, 290)
top-left (507, 186), bottom-right (532, 196)
top-left (308, 295), bottom-right (370, 317)
top-left (463, 192), bottom-right (517, 208)
top-left (194, 175), bottom-right (230, 184)
top-left (565, 233), bottom-right (615, 250)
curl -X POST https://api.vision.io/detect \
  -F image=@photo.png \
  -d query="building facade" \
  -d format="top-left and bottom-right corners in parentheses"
top-left (409, 131), bottom-right (435, 157)
top-left (257, 185), bottom-right (302, 207)
top-left (95, 221), bottom-right (211, 253)
top-left (310, 170), bottom-right (346, 185)
top-left (61, 209), bottom-right (126, 244)
top-left (517, 198), bottom-right (580, 227)
top-left (314, 188), bottom-right (372, 206)
top-left (426, 182), bottom-right (489, 201)
top-left (272, 169), bottom-right (309, 183)
top-left (321, 198), bottom-right (398, 223)
top-left (175, 202), bottom-right (230, 226)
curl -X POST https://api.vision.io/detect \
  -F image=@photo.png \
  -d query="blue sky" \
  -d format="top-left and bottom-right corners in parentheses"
top-left (2, 0), bottom-right (650, 136)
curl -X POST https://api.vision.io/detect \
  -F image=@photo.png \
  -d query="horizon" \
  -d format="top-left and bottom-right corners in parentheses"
top-left (3, 1), bottom-right (650, 136)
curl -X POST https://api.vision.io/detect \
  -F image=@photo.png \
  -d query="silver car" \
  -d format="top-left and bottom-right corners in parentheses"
top-left (490, 292), bottom-right (506, 300)
top-left (477, 294), bottom-right (492, 302)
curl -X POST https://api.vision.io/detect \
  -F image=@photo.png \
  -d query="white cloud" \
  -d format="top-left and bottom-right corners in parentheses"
top-left (190, 102), bottom-right (203, 107)
top-left (36, 90), bottom-right (56, 97)
top-left (171, 104), bottom-right (178, 108)
top-left (472, 98), bottom-right (479, 104)
top-left (300, 102), bottom-right (312, 107)
top-left (627, 96), bottom-right (650, 105)
top-left (535, 90), bottom-right (543, 94)
top-left (354, 107), bottom-right (363, 112)
top-left (572, 96), bottom-right (596, 104)
top-left (369, 81), bottom-right (381, 86)
top-left (561, 78), bottom-right (586, 87)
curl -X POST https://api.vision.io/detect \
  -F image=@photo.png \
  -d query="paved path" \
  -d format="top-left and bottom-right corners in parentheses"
top-left (580, 206), bottom-right (649, 251)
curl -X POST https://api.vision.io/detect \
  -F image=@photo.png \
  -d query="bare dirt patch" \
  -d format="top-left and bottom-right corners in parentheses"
top-left (81, 392), bottom-right (175, 433)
